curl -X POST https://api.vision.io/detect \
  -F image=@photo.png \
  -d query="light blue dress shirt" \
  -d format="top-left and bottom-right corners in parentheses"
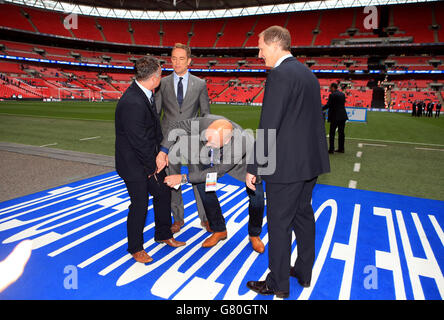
top-left (173, 71), bottom-right (189, 99)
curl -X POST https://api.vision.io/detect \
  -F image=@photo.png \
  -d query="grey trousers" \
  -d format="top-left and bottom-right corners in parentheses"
top-left (167, 152), bottom-right (208, 224)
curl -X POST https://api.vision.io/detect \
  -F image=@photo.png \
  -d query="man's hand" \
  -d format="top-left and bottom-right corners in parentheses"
top-left (164, 174), bottom-right (182, 188)
top-left (156, 151), bottom-right (168, 173)
top-left (245, 172), bottom-right (257, 191)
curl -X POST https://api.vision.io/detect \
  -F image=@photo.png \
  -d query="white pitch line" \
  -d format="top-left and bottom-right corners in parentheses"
top-left (39, 143), bottom-right (58, 147)
top-left (415, 147), bottom-right (444, 152)
top-left (353, 163), bottom-right (361, 172)
top-left (79, 136), bottom-right (101, 141)
top-left (346, 136), bottom-right (444, 148)
top-left (348, 180), bottom-right (357, 189)
top-left (362, 143), bottom-right (387, 147)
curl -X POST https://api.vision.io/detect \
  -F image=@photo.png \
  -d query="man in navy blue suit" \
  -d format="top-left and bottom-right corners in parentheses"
top-left (115, 56), bottom-right (185, 264)
top-left (246, 26), bottom-right (330, 298)
top-left (323, 82), bottom-right (348, 153)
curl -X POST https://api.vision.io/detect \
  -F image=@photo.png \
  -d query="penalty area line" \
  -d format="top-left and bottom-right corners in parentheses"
top-left (79, 136), bottom-right (101, 141)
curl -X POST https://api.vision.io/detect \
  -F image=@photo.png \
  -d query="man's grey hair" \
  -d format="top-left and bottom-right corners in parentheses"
top-left (259, 25), bottom-right (291, 51)
top-left (134, 56), bottom-right (160, 81)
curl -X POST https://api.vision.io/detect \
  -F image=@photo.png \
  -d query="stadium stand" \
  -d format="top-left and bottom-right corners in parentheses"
top-left (24, 6), bottom-right (73, 38)
top-left (0, 2), bottom-right (443, 108)
top-left (0, 3), bottom-right (35, 32)
top-left (285, 11), bottom-right (319, 46)
top-left (216, 16), bottom-right (257, 47)
top-left (315, 8), bottom-right (356, 46)
top-left (96, 18), bottom-right (133, 44)
top-left (162, 21), bottom-right (193, 47)
top-left (189, 19), bottom-right (225, 47)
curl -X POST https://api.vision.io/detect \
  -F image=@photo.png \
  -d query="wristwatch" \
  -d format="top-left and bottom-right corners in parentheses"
top-left (181, 174), bottom-right (188, 184)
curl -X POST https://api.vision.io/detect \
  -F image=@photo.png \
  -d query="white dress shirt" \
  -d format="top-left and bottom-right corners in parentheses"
top-left (135, 79), bottom-right (153, 102)
top-left (274, 53), bottom-right (293, 68)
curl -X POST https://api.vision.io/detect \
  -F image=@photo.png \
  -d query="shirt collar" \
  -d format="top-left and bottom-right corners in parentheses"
top-left (135, 80), bottom-right (152, 100)
top-left (274, 53), bottom-right (293, 68)
top-left (173, 71), bottom-right (189, 82)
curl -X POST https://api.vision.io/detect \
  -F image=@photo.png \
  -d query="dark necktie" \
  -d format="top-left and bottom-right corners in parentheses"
top-left (149, 95), bottom-right (156, 113)
top-left (177, 77), bottom-right (183, 107)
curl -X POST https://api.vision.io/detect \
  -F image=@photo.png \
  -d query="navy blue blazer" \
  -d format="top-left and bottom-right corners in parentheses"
top-left (248, 57), bottom-right (330, 183)
top-left (324, 90), bottom-right (348, 122)
top-left (115, 81), bottom-right (163, 181)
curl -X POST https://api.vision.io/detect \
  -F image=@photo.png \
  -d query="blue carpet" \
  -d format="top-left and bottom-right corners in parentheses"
top-left (0, 171), bottom-right (443, 300)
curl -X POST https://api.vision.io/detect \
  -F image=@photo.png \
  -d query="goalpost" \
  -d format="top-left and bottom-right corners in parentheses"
top-left (97, 90), bottom-right (123, 101)
top-left (57, 88), bottom-right (91, 101)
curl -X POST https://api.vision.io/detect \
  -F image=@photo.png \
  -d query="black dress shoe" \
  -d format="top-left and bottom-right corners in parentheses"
top-left (290, 268), bottom-right (311, 288)
top-left (328, 150), bottom-right (334, 154)
top-left (246, 281), bottom-right (289, 299)
top-left (335, 149), bottom-right (345, 153)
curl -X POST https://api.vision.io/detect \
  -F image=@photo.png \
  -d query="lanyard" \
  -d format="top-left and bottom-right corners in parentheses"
top-left (209, 148), bottom-right (214, 167)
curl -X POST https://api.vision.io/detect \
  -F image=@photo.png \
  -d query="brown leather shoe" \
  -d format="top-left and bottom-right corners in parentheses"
top-left (131, 250), bottom-right (153, 263)
top-left (200, 220), bottom-right (213, 233)
top-left (156, 237), bottom-right (186, 247)
top-left (249, 236), bottom-right (265, 254)
top-left (202, 231), bottom-right (227, 248)
top-left (171, 220), bottom-right (184, 233)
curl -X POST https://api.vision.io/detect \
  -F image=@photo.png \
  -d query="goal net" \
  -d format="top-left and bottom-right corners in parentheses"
top-left (57, 88), bottom-right (91, 101)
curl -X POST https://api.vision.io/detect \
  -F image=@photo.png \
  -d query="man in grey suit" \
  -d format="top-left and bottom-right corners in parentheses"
top-left (161, 115), bottom-right (266, 253)
top-left (155, 43), bottom-right (211, 234)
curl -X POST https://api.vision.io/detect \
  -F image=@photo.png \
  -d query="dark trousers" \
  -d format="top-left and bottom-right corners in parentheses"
top-left (329, 120), bottom-right (346, 152)
top-left (265, 177), bottom-right (317, 292)
top-left (436, 110), bottom-right (441, 118)
top-left (195, 181), bottom-right (264, 236)
top-left (124, 170), bottom-right (172, 254)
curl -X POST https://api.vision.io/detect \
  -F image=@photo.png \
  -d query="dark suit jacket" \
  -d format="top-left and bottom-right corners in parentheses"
top-left (247, 57), bottom-right (330, 183)
top-left (323, 90), bottom-right (348, 122)
top-left (115, 81), bottom-right (163, 181)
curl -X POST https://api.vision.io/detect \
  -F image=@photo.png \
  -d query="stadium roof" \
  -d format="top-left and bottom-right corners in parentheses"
top-left (5, 0), bottom-right (441, 20)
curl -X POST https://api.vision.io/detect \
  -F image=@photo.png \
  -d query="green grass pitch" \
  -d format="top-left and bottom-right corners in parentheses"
top-left (0, 100), bottom-right (443, 200)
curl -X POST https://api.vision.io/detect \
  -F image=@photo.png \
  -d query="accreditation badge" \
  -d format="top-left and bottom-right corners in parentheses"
top-left (205, 172), bottom-right (218, 192)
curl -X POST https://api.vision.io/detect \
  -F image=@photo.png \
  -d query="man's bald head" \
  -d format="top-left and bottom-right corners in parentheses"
top-left (205, 119), bottom-right (233, 148)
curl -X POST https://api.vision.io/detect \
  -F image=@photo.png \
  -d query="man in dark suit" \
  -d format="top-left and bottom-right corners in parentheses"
top-left (323, 82), bottom-right (348, 153)
top-left (412, 101), bottom-right (417, 117)
top-left (435, 102), bottom-right (441, 118)
top-left (417, 101), bottom-right (423, 117)
top-left (160, 115), bottom-right (266, 253)
top-left (427, 101), bottom-right (434, 117)
top-left (245, 26), bottom-right (330, 298)
top-left (115, 56), bottom-right (185, 264)
top-left (155, 43), bottom-right (211, 234)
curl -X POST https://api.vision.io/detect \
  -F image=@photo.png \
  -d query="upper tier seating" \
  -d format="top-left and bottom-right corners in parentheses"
top-left (1, 2), bottom-right (443, 47)
top-left (0, 3), bottom-right (35, 32)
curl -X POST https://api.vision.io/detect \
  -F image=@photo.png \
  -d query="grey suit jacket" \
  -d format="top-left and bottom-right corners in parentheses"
top-left (161, 115), bottom-right (257, 184)
top-left (154, 72), bottom-right (210, 138)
